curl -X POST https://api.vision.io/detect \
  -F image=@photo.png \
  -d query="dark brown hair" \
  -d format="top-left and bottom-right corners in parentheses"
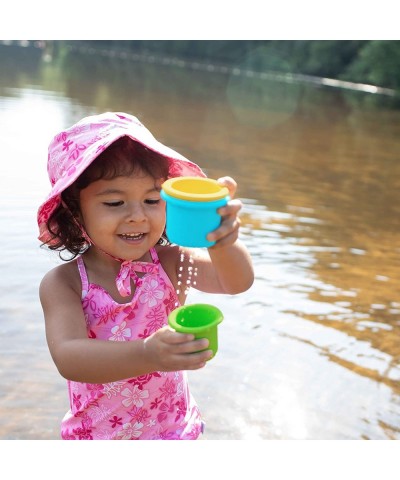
top-left (45, 136), bottom-right (170, 260)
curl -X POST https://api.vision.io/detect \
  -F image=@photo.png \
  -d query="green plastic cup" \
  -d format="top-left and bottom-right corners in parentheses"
top-left (168, 303), bottom-right (224, 359)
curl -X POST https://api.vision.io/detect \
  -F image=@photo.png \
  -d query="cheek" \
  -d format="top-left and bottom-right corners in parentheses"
top-left (150, 206), bottom-right (166, 230)
top-left (80, 205), bottom-right (113, 235)
top-left (151, 201), bottom-right (166, 217)
top-left (157, 208), bottom-right (166, 226)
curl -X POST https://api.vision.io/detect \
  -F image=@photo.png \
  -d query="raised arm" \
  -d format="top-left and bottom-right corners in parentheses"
top-left (179, 176), bottom-right (254, 295)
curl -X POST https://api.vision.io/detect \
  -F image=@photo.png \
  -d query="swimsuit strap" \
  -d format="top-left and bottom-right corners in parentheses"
top-left (149, 247), bottom-right (160, 264)
top-left (76, 256), bottom-right (89, 299)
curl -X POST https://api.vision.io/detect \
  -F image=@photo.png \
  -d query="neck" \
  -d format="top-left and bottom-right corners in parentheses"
top-left (84, 245), bottom-right (153, 269)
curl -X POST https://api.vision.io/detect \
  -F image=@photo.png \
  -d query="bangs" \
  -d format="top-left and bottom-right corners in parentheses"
top-left (75, 136), bottom-right (170, 190)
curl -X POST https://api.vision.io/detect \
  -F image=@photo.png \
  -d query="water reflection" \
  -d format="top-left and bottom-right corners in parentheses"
top-left (243, 193), bottom-right (400, 372)
top-left (0, 42), bottom-right (400, 439)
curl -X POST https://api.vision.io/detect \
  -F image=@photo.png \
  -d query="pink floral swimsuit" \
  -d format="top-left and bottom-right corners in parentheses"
top-left (61, 247), bottom-right (203, 440)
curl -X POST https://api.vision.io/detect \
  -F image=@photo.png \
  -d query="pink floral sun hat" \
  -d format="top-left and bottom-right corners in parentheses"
top-left (37, 111), bottom-right (206, 245)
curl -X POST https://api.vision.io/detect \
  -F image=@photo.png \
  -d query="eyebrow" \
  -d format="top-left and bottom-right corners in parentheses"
top-left (95, 186), bottom-right (161, 196)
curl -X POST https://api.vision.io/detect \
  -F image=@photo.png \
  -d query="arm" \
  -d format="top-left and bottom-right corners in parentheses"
top-left (180, 176), bottom-right (254, 295)
top-left (39, 265), bottom-right (212, 384)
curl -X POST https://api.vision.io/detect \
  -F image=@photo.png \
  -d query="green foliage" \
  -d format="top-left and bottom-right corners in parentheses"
top-left (60, 40), bottom-right (400, 91)
top-left (341, 41), bottom-right (400, 89)
top-left (300, 41), bottom-right (368, 77)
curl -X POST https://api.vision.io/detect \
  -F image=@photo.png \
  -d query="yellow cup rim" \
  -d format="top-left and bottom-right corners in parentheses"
top-left (162, 177), bottom-right (229, 201)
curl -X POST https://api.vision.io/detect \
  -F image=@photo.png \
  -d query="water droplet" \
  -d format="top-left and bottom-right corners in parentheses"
top-left (175, 249), bottom-right (196, 298)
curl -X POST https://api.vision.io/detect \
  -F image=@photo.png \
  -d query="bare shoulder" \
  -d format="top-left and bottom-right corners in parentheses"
top-left (156, 244), bottom-right (180, 278)
top-left (39, 260), bottom-right (81, 301)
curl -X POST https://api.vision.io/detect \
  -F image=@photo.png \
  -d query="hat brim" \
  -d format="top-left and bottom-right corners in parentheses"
top-left (37, 118), bottom-right (206, 245)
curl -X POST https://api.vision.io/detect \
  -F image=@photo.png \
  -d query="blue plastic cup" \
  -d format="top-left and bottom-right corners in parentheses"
top-left (161, 177), bottom-right (230, 247)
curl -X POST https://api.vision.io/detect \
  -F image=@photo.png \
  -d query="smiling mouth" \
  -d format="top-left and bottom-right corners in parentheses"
top-left (118, 233), bottom-right (145, 241)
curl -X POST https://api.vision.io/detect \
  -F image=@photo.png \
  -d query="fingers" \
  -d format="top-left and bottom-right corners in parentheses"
top-left (218, 198), bottom-right (242, 219)
top-left (166, 339), bottom-right (213, 370)
top-left (217, 176), bottom-right (237, 199)
top-left (178, 349), bottom-right (214, 370)
top-left (145, 327), bottom-right (213, 371)
top-left (207, 198), bottom-right (243, 246)
top-left (167, 332), bottom-right (210, 355)
top-left (162, 326), bottom-right (195, 344)
top-left (207, 177), bottom-right (242, 247)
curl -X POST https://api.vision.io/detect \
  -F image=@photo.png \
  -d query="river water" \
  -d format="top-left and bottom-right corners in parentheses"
top-left (1, 42), bottom-right (400, 440)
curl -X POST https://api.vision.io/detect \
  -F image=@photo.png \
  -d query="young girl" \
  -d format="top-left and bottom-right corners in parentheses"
top-left (38, 112), bottom-right (254, 440)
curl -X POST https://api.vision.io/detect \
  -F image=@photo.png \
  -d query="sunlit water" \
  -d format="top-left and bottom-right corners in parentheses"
top-left (1, 43), bottom-right (400, 440)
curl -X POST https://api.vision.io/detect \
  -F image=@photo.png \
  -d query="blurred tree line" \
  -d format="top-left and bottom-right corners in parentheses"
top-left (59, 40), bottom-right (400, 90)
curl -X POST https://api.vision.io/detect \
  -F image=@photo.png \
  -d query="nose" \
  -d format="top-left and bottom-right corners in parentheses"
top-left (125, 202), bottom-right (146, 223)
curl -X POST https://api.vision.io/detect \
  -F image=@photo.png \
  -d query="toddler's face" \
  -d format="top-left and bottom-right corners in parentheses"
top-left (79, 171), bottom-right (166, 261)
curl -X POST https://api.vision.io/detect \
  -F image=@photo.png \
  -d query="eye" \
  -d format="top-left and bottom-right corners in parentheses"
top-left (104, 201), bottom-right (124, 207)
top-left (145, 199), bottom-right (161, 205)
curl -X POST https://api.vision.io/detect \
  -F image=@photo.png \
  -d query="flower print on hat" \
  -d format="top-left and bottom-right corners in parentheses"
top-left (37, 112), bottom-right (206, 245)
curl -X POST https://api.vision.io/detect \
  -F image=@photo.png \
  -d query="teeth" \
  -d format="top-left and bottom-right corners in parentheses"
top-left (120, 233), bottom-right (143, 239)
